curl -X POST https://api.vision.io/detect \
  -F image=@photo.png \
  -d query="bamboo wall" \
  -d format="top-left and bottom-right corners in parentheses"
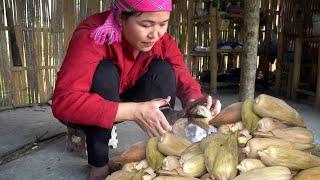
top-left (0, 0), bottom-right (111, 110)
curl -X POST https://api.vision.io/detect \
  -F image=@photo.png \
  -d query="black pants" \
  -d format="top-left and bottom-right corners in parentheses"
top-left (60, 59), bottom-right (176, 167)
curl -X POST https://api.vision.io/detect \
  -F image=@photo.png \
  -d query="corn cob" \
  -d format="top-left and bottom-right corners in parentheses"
top-left (209, 102), bottom-right (243, 126)
top-left (212, 133), bottom-right (238, 180)
top-left (294, 166), bottom-right (320, 180)
top-left (256, 117), bottom-right (288, 132)
top-left (244, 138), bottom-right (315, 158)
top-left (146, 137), bottom-right (165, 171)
top-left (237, 159), bottom-right (265, 173)
top-left (253, 127), bottom-right (313, 144)
top-left (241, 99), bottom-right (261, 132)
top-left (253, 94), bottom-right (305, 127)
top-left (258, 146), bottom-right (320, 170)
top-left (233, 166), bottom-right (291, 180)
top-left (158, 132), bottom-right (191, 156)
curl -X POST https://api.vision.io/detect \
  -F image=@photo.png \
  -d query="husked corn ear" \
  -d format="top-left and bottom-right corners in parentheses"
top-left (179, 154), bottom-right (206, 178)
top-left (258, 146), bottom-right (320, 170)
top-left (162, 156), bottom-right (181, 171)
top-left (204, 135), bottom-right (227, 175)
top-left (233, 166), bottom-right (291, 180)
top-left (253, 127), bottom-right (313, 144)
top-left (200, 133), bottom-right (228, 151)
top-left (209, 102), bottom-right (243, 126)
top-left (253, 94), bottom-right (305, 127)
top-left (181, 142), bottom-right (202, 162)
top-left (158, 132), bottom-right (192, 156)
top-left (212, 133), bottom-right (238, 180)
top-left (237, 159), bottom-right (265, 173)
top-left (105, 170), bottom-right (135, 180)
top-left (244, 138), bottom-right (314, 158)
top-left (146, 137), bottom-right (165, 171)
top-left (153, 176), bottom-right (199, 180)
top-left (237, 129), bottom-right (252, 147)
top-left (256, 117), bottom-right (288, 132)
top-left (294, 166), bottom-right (320, 180)
top-left (242, 99), bottom-right (260, 132)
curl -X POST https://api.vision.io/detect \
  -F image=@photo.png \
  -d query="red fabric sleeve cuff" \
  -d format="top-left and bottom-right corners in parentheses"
top-left (98, 101), bottom-right (119, 129)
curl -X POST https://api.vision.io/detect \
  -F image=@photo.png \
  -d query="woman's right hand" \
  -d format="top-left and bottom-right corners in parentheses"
top-left (133, 96), bottom-right (172, 137)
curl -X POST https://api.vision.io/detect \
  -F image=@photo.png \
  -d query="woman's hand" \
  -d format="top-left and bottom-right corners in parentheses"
top-left (187, 95), bottom-right (221, 118)
top-left (133, 96), bottom-right (172, 137)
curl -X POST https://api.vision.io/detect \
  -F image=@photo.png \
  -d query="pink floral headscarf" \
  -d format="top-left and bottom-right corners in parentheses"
top-left (91, 0), bottom-right (172, 45)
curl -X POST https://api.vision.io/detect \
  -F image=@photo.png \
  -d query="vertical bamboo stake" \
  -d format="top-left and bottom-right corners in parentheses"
top-left (239, 0), bottom-right (260, 101)
top-left (187, 0), bottom-right (195, 71)
top-left (316, 46), bottom-right (320, 108)
top-left (291, 38), bottom-right (302, 100)
top-left (210, 8), bottom-right (218, 94)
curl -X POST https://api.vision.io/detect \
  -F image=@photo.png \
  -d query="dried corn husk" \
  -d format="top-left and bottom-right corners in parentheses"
top-left (146, 137), bottom-right (165, 170)
top-left (179, 154), bottom-right (206, 177)
top-left (200, 133), bottom-right (228, 151)
top-left (233, 166), bottom-right (291, 180)
top-left (162, 156), bottom-right (181, 171)
top-left (230, 121), bottom-right (244, 132)
top-left (253, 94), bottom-right (305, 127)
top-left (189, 105), bottom-right (212, 118)
top-left (158, 132), bottom-right (191, 156)
top-left (122, 162), bottom-right (136, 172)
top-left (153, 176), bottom-right (199, 180)
top-left (294, 166), bottom-right (320, 180)
top-left (237, 159), bottom-right (265, 173)
top-left (244, 138), bottom-right (315, 158)
top-left (212, 133), bottom-right (238, 180)
top-left (181, 142), bottom-right (202, 162)
top-left (209, 102), bottom-right (243, 126)
top-left (237, 129), bottom-right (252, 147)
top-left (256, 117), bottom-right (288, 132)
top-left (241, 99), bottom-right (261, 132)
top-left (253, 127), bottom-right (313, 144)
top-left (109, 140), bottom-right (147, 172)
top-left (204, 135), bottom-right (227, 175)
top-left (105, 170), bottom-right (135, 180)
top-left (258, 146), bottom-right (320, 170)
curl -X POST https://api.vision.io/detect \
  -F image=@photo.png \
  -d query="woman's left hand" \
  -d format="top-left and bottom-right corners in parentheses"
top-left (187, 95), bottom-right (221, 118)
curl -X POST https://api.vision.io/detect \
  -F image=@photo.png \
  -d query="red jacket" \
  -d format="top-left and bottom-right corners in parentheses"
top-left (52, 12), bottom-right (203, 129)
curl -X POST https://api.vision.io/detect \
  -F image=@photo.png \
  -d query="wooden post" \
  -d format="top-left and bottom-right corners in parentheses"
top-left (210, 8), bottom-right (218, 94)
top-left (186, 0), bottom-right (195, 71)
top-left (291, 38), bottom-right (302, 100)
top-left (316, 47), bottom-right (320, 108)
top-left (275, 0), bottom-right (285, 95)
top-left (239, 0), bottom-right (260, 101)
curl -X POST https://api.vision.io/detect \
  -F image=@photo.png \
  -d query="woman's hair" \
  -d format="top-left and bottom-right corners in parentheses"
top-left (121, 11), bottom-right (143, 20)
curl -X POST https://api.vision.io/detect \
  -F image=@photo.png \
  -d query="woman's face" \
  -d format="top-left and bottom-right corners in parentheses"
top-left (120, 11), bottom-right (170, 52)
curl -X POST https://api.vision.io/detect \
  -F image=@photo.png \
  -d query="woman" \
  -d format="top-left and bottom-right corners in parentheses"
top-left (52, 0), bottom-right (221, 179)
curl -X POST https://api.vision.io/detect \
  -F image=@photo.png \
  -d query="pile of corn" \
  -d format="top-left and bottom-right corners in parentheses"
top-left (106, 94), bottom-right (320, 180)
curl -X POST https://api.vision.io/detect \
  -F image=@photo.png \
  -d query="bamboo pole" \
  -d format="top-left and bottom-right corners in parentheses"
top-left (186, 0), bottom-right (195, 71)
top-left (210, 8), bottom-right (218, 94)
top-left (239, 0), bottom-right (260, 101)
top-left (291, 38), bottom-right (302, 100)
top-left (316, 47), bottom-right (320, 108)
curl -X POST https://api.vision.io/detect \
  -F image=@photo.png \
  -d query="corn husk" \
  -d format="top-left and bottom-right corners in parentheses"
top-left (294, 166), bottom-right (320, 180)
top-left (253, 127), bottom-right (313, 144)
top-left (256, 117), bottom-right (288, 132)
top-left (179, 154), bottom-right (207, 177)
top-left (212, 133), bottom-right (238, 180)
top-left (244, 138), bottom-right (315, 158)
top-left (253, 94), bottom-right (305, 127)
top-left (142, 167), bottom-right (157, 180)
top-left (233, 166), bottom-right (291, 180)
top-left (132, 169), bottom-right (144, 180)
top-left (189, 105), bottom-right (212, 131)
top-left (204, 135), bottom-right (227, 175)
top-left (162, 156), bottom-right (181, 171)
top-left (305, 145), bottom-right (320, 157)
top-left (237, 159), bottom-right (265, 173)
top-left (200, 133), bottom-right (228, 151)
top-left (105, 170), bottom-right (135, 180)
top-left (200, 173), bottom-right (211, 180)
top-left (158, 169), bottom-right (180, 176)
top-left (146, 137), bottom-right (165, 170)
top-left (181, 142), bottom-right (202, 162)
top-left (209, 102), bottom-right (243, 126)
top-left (237, 129), bottom-right (252, 147)
top-left (258, 146), bottom-right (320, 170)
top-left (218, 124), bottom-right (233, 134)
top-left (122, 162), bottom-right (137, 172)
top-left (230, 121), bottom-right (244, 132)
top-left (153, 176), bottom-right (199, 180)
top-left (158, 132), bottom-right (192, 156)
top-left (241, 99), bottom-right (261, 132)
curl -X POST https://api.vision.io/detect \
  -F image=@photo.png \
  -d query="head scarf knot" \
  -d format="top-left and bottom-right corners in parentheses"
top-left (90, 0), bottom-right (172, 45)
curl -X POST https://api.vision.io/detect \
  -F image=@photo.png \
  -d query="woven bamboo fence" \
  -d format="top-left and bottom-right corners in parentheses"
top-left (0, 0), bottom-right (111, 110)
